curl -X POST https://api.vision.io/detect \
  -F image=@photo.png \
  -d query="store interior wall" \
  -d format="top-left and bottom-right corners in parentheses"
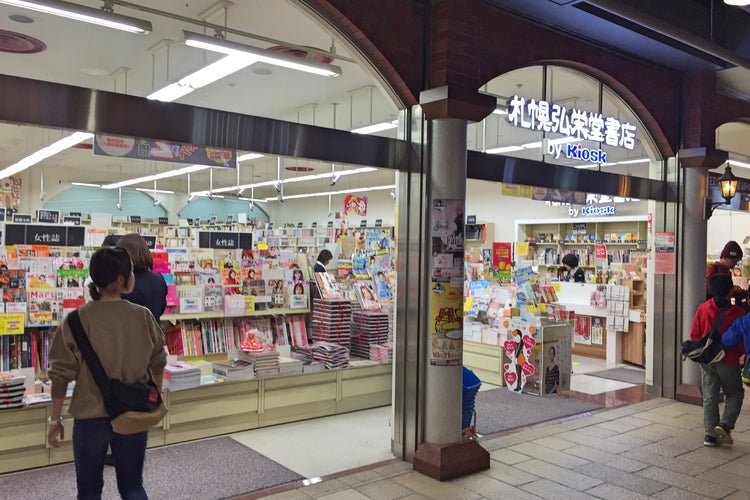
top-left (707, 211), bottom-right (750, 258)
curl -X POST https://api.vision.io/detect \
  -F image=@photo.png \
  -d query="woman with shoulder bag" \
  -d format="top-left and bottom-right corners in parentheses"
top-left (47, 247), bottom-right (167, 499)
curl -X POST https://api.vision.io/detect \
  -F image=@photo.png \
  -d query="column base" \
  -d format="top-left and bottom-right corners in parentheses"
top-left (676, 383), bottom-right (707, 406)
top-left (412, 440), bottom-right (490, 481)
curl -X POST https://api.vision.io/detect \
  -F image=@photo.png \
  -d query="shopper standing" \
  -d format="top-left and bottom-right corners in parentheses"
top-left (117, 233), bottom-right (168, 322)
top-left (561, 254), bottom-right (585, 282)
top-left (706, 240), bottom-right (743, 300)
top-left (691, 273), bottom-right (745, 447)
top-left (47, 247), bottom-right (167, 498)
top-left (314, 249), bottom-right (333, 273)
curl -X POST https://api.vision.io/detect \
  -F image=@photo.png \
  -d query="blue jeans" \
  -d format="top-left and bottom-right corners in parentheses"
top-left (73, 418), bottom-right (148, 500)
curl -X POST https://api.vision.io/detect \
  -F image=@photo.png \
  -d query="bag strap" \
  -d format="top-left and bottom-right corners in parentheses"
top-left (67, 309), bottom-right (111, 398)
top-left (709, 306), bottom-right (729, 340)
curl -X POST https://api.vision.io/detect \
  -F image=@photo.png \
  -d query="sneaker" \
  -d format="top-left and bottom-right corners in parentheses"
top-left (704, 435), bottom-right (717, 447)
top-left (714, 424), bottom-right (734, 446)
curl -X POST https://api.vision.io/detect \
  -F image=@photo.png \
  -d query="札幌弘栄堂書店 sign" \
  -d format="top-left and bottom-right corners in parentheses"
top-left (505, 95), bottom-right (637, 158)
top-left (94, 134), bottom-right (237, 168)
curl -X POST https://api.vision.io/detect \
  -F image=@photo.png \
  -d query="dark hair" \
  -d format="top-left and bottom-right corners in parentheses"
top-left (88, 247), bottom-right (132, 300)
top-left (293, 283), bottom-right (304, 294)
top-left (317, 249), bottom-right (333, 264)
top-left (561, 254), bottom-right (579, 268)
top-left (116, 233), bottom-right (153, 272)
top-left (293, 269), bottom-right (303, 280)
top-left (101, 234), bottom-right (121, 247)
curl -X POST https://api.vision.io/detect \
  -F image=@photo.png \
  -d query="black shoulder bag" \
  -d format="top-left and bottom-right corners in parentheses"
top-left (681, 306), bottom-right (729, 364)
top-left (67, 309), bottom-right (167, 434)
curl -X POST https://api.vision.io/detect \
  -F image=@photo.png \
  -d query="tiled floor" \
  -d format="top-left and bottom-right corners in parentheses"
top-left (229, 356), bottom-right (685, 499)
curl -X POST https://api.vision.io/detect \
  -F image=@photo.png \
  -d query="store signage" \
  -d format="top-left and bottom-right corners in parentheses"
top-left (129, 215), bottom-right (142, 224)
top-left (374, 219), bottom-right (383, 227)
top-left (572, 223), bottom-right (587, 234)
top-left (297, 222), bottom-right (303, 228)
top-left (198, 231), bottom-right (252, 249)
top-left (209, 216), bottom-right (217, 226)
top-left (158, 217), bottom-right (169, 225)
top-left (36, 209), bottom-right (60, 224)
top-left (595, 244), bottom-right (607, 259)
top-left (226, 215), bottom-right (234, 225)
top-left (94, 134), bottom-right (237, 168)
top-left (141, 235), bottom-right (157, 249)
top-left (311, 222), bottom-right (317, 228)
top-left (506, 94), bottom-right (636, 150)
top-left (326, 221), bottom-right (333, 227)
top-left (5, 223), bottom-right (84, 246)
top-left (63, 216), bottom-right (81, 225)
top-left (12, 213), bottom-right (32, 223)
top-left (193, 217), bottom-right (201, 227)
top-left (568, 205), bottom-right (616, 217)
top-left (0, 208), bottom-right (7, 220)
top-left (467, 215), bottom-right (477, 225)
top-left (70, 212), bottom-right (82, 217)
top-left (547, 142), bottom-right (607, 163)
top-left (360, 220), bottom-right (368, 228)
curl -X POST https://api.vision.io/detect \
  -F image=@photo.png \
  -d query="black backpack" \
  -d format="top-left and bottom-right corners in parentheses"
top-left (681, 307), bottom-right (728, 364)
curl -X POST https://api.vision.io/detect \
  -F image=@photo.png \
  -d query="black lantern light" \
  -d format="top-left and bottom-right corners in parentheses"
top-left (704, 165), bottom-right (739, 219)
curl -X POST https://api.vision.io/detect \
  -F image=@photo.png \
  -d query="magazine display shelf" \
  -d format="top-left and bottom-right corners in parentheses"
top-left (0, 363), bottom-right (392, 473)
top-left (162, 308), bottom-right (309, 322)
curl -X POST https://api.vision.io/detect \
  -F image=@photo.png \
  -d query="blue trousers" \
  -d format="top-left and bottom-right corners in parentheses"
top-left (73, 418), bottom-right (148, 500)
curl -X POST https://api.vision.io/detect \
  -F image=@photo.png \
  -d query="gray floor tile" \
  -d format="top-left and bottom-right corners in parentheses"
top-left (507, 442), bottom-right (590, 469)
top-left (451, 472), bottom-right (540, 499)
top-left (636, 465), bottom-right (737, 498)
top-left (515, 459), bottom-right (603, 491)
top-left (521, 478), bottom-right (600, 500)
top-left (651, 486), bottom-right (714, 500)
top-left (482, 460), bottom-right (540, 486)
top-left (489, 448), bottom-right (532, 465)
top-left (584, 483), bottom-right (655, 500)
top-left (564, 444), bottom-right (648, 473)
top-left (356, 478), bottom-right (415, 500)
top-left (572, 461), bottom-right (670, 495)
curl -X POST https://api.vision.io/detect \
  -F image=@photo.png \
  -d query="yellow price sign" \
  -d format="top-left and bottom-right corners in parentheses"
top-left (0, 313), bottom-right (25, 335)
top-left (244, 296), bottom-right (255, 314)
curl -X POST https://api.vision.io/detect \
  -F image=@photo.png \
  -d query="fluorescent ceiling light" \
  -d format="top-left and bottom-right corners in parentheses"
top-left (147, 54), bottom-right (256, 102)
top-left (135, 187), bottom-right (175, 194)
top-left (238, 153), bottom-right (264, 162)
top-left (191, 166), bottom-right (378, 197)
top-left (0, 131), bottom-right (93, 178)
top-left (184, 31), bottom-right (342, 78)
top-left (238, 197), bottom-right (267, 202)
top-left (724, 0), bottom-right (750, 6)
top-left (263, 184), bottom-right (396, 201)
top-left (486, 145), bottom-right (524, 154)
top-left (351, 121), bottom-right (398, 135)
top-left (71, 182), bottom-right (101, 188)
top-left (573, 164), bottom-right (599, 169)
top-left (0, 0), bottom-right (152, 33)
top-left (492, 108), bottom-right (507, 115)
top-left (618, 158), bottom-right (650, 165)
top-left (728, 159), bottom-right (750, 170)
top-left (101, 164), bottom-right (212, 189)
top-left (521, 141), bottom-right (541, 149)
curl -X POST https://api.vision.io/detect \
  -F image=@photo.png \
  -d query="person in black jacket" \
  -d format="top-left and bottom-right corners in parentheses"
top-left (314, 249), bottom-right (333, 273)
top-left (116, 233), bottom-right (168, 322)
top-left (561, 253), bottom-right (586, 282)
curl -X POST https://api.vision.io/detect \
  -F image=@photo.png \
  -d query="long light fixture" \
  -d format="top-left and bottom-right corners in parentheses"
top-left (190, 167), bottom-right (378, 197)
top-left (183, 31), bottom-right (342, 78)
top-left (0, 131), bottom-right (93, 179)
top-left (71, 181), bottom-right (101, 188)
top-left (101, 164), bottom-right (213, 189)
top-left (724, 0), bottom-right (750, 6)
top-left (147, 54), bottom-right (257, 102)
top-left (728, 159), bottom-right (750, 170)
top-left (263, 184), bottom-right (396, 202)
top-left (135, 187), bottom-right (175, 194)
top-left (0, 0), bottom-right (152, 34)
top-left (237, 152), bottom-right (264, 162)
top-left (351, 120), bottom-right (398, 135)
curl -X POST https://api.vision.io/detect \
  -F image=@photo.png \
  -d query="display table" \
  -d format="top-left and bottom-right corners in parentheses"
top-left (0, 363), bottom-right (392, 474)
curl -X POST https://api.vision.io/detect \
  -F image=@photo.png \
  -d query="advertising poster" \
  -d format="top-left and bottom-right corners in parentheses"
top-left (503, 320), bottom-right (538, 393)
top-left (343, 194), bottom-right (368, 216)
top-left (654, 231), bottom-right (675, 274)
top-left (0, 178), bottom-right (21, 212)
top-left (501, 183), bottom-right (532, 198)
top-left (492, 242), bottom-right (512, 281)
top-left (95, 134), bottom-right (236, 167)
top-left (429, 199), bottom-right (464, 365)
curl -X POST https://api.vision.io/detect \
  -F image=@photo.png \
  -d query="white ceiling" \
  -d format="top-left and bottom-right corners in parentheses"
top-left (0, 0), bottom-right (400, 200)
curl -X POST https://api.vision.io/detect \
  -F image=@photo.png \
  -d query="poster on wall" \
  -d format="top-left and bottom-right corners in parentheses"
top-left (343, 194), bottom-right (368, 216)
top-left (501, 183), bottom-right (532, 198)
top-left (654, 231), bottom-right (675, 274)
top-left (429, 199), bottom-right (465, 366)
top-left (503, 319), bottom-right (538, 393)
top-left (0, 178), bottom-right (20, 213)
top-left (94, 134), bottom-right (236, 168)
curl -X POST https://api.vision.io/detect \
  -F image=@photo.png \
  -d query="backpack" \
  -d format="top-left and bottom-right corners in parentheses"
top-left (681, 307), bottom-right (728, 364)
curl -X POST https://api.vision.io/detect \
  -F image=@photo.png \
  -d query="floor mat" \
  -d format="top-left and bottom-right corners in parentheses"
top-left (0, 436), bottom-right (302, 500)
top-left (586, 367), bottom-right (645, 385)
top-left (474, 388), bottom-right (603, 435)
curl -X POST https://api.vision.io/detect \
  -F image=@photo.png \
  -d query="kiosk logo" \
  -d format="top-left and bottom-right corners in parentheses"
top-left (569, 205), bottom-right (616, 217)
top-left (547, 141), bottom-right (607, 163)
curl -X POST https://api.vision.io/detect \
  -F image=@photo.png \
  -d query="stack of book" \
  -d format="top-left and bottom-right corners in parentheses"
top-left (163, 362), bottom-right (202, 391)
top-left (0, 370), bottom-right (25, 409)
top-left (312, 341), bottom-right (349, 369)
top-left (278, 356), bottom-right (304, 375)
top-left (212, 359), bottom-right (255, 381)
top-left (240, 349), bottom-right (280, 377)
top-left (370, 343), bottom-right (393, 363)
top-left (312, 298), bottom-right (352, 347)
top-left (349, 310), bottom-right (390, 359)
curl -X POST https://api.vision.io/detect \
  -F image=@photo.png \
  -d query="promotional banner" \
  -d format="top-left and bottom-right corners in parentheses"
top-left (343, 194), bottom-right (368, 216)
top-left (492, 242), bottom-right (512, 281)
top-left (95, 134), bottom-right (236, 168)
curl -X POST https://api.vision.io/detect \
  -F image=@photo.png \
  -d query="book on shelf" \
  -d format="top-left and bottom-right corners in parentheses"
top-left (212, 359), bottom-right (255, 381)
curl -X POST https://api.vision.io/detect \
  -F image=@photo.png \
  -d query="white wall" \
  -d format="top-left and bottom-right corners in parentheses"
top-left (267, 190), bottom-right (396, 227)
top-left (706, 209), bottom-right (750, 258)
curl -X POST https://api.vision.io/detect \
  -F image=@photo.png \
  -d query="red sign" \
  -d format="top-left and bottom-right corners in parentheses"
top-left (492, 242), bottom-right (512, 269)
top-left (594, 244), bottom-right (607, 259)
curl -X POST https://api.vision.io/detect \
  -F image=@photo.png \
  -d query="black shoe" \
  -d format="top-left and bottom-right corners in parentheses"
top-left (104, 454), bottom-right (115, 467)
top-left (714, 424), bottom-right (734, 446)
top-left (704, 435), bottom-right (717, 447)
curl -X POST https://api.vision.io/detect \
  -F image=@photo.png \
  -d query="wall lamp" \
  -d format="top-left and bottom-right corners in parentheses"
top-left (0, 0), bottom-right (152, 34)
top-left (704, 165), bottom-right (739, 219)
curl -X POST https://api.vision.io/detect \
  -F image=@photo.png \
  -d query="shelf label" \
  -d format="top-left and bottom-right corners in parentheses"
top-left (0, 313), bottom-right (24, 335)
top-left (142, 235), bottom-right (157, 249)
top-left (244, 296), bottom-right (255, 314)
top-left (595, 244), bottom-right (607, 259)
top-left (374, 219), bottom-right (382, 227)
top-left (129, 215), bottom-right (142, 224)
top-left (226, 215), bottom-right (234, 225)
top-left (63, 216), bottom-right (81, 225)
top-left (5, 223), bottom-right (84, 246)
top-left (197, 231), bottom-right (252, 250)
top-left (467, 215), bottom-right (477, 225)
top-left (158, 217), bottom-right (169, 225)
top-left (360, 219), bottom-right (367, 228)
top-left (36, 209), bottom-right (59, 224)
top-left (12, 213), bottom-right (32, 223)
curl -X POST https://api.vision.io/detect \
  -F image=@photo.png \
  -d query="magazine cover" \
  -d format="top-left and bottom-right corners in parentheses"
top-left (355, 281), bottom-right (381, 311)
top-left (314, 272), bottom-right (343, 299)
top-left (266, 279), bottom-right (287, 308)
top-left (371, 268), bottom-right (394, 302)
top-left (203, 284), bottom-right (224, 312)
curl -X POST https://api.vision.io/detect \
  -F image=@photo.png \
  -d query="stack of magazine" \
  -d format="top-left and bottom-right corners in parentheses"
top-left (0, 370), bottom-right (25, 409)
top-left (212, 359), bottom-right (255, 381)
top-left (312, 341), bottom-right (349, 369)
top-left (163, 362), bottom-right (201, 391)
top-left (312, 298), bottom-right (352, 347)
top-left (349, 310), bottom-right (390, 359)
top-left (239, 349), bottom-right (280, 377)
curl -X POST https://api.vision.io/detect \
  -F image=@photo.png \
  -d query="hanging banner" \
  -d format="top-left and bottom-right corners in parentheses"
top-left (501, 183), bottom-right (532, 198)
top-left (94, 134), bottom-right (236, 168)
top-left (654, 231), bottom-right (676, 274)
top-left (343, 194), bottom-right (368, 216)
top-left (429, 199), bottom-right (464, 366)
